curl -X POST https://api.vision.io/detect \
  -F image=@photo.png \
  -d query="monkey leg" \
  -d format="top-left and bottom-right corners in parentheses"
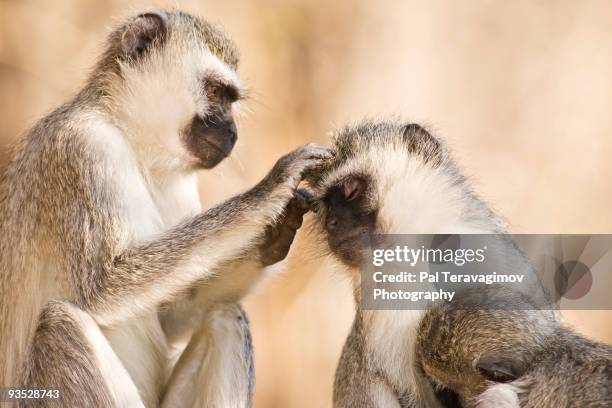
top-left (20, 300), bottom-right (143, 408)
top-left (334, 353), bottom-right (401, 408)
top-left (161, 303), bottom-right (253, 408)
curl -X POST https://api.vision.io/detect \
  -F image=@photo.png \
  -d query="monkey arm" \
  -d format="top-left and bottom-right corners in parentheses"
top-left (159, 259), bottom-right (261, 346)
top-left (159, 188), bottom-right (315, 344)
top-left (72, 145), bottom-right (333, 326)
top-left (77, 189), bottom-right (273, 326)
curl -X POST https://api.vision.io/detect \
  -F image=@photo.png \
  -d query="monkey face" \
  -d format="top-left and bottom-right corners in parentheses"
top-left (113, 11), bottom-right (244, 171)
top-left (319, 175), bottom-right (378, 266)
top-left (309, 120), bottom-right (452, 268)
top-left (182, 78), bottom-right (241, 169)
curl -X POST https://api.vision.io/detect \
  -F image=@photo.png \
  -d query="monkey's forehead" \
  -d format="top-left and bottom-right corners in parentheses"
top-left (332, 119), bottom-right (408, 157)
top-left (304, 120), bottom-right (407, 189)
top-left (328, 119), bottom-right (445, 172)
top-left (167, 10), bottom-right (240, 70)
top-left (306, 119), bottom-right (449, 191)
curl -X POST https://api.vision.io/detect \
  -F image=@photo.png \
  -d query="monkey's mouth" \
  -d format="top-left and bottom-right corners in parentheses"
top-left (183, 115), bottom-right (237, 169)
top-left (192, 137), bottom-right (233, 169)
top-left (332, 228), bottom-right (373, 248)
top-left (202, 137), bottom-right (231, 158)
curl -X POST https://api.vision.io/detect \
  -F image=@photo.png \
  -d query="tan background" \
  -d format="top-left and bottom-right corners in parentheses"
top-left (1, 1), bottom-right (611, 406)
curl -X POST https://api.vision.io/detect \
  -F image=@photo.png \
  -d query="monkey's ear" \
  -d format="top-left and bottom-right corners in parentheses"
top-left (403, 123), bottom-right (431, 138)
top-left (402, 123), bottom-right (443, 162)
top-left (477, 355), bottom-right (525, 383)
top-left (121, 12), bottom-right (168, 61)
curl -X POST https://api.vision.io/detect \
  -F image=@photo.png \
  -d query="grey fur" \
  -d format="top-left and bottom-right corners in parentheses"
top-left (417, 288), bottom-right (612, 407)
top-left (19, 301), bottom-right (115, 407)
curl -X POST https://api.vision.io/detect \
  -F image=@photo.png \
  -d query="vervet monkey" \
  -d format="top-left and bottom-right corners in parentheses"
top-left (417, 287), bottom-right (612, 407)
top-left (306, 120), bottom-right (552, 407)
top-left (0, 10), bottom-right (332, 407)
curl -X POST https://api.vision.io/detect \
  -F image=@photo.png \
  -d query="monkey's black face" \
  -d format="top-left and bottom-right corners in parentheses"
top-left (184, 113), bottom-right (237, 168)
top-left (322, 175), bottom-right (377, 267)
top-left (183, 80), bottom-right (241, 169)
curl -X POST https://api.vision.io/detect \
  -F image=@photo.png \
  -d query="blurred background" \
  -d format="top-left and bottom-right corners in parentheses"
top-left (1, 0), bottom-right (611, 406)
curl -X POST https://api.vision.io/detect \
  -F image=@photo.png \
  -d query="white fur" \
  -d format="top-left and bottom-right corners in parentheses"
top-left (368, 380), bottom-right (402, 407)
top-left (364, 309), bottom-right (425, 396)
top-left (190, 305), bottom-right (252, 408)
top-left (87, 116), bottom-right (165, 244)
top-left (101, 315), bottom-right (167, 407)
top-left (69, 304), bottom-right (145, 408)
top-left (162, 305), bottom-right (251, 408)
top-left (375, 146), bottom-right (467, 234)
top-left (476, 383), bottom-right (521, 408)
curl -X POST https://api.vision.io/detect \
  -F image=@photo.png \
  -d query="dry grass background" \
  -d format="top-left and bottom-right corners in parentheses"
top-left (1, 1), bottom-right (611, 406)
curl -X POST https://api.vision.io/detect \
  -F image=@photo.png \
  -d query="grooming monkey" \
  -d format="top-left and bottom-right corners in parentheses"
top-left (306, 120), bottom-right (553, 407)
top-left (417, 287), bottom-right (612, 407)
top-left (0, 10), bottom-right (331, 407)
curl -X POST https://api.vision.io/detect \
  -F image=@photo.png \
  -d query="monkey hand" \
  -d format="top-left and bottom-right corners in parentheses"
top-left (258, 188), bottom-right (315, 266)
top-left (259, 144), bottom-right (334, 195)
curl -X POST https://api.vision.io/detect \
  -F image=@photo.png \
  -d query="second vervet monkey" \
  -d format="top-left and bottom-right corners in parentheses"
top-left (307, 120), bottom-right (552, 407)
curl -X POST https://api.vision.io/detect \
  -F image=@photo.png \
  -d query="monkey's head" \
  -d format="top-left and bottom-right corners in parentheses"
top-left (416, 288), bottom-right (559, 407)
top-left (308, 120), bottom-right (501, 269)
top-left (97, 10), bottom-right (244, 170)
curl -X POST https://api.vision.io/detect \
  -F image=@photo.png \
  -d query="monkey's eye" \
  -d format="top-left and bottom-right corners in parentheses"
top-left (477, 359), bottom-right (520, 383)
top-left (343, 177), bottom-right (364, 202)
top-left (207, 84), bottom-right (221, 100)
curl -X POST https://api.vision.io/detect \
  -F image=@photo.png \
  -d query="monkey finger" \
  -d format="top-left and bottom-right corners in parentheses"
top-left (260, 229), bottom-right (296, 265)
top-left (277, 228), bottom-right (297, 252)
top-left (300, 188), bottom-right (316, 202)
top-left (292, 189), bottom-right (314, 215)
top-left (298, 158), bottom-right (335, 185)
top-left (284, 213), bottom-right (304, 230)
top-left (295, 144), bottom-right (335, 161)
top-left (280, 205), bottom-right (304, 230)
top-left (277, 191), bottom-right (310, 229)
